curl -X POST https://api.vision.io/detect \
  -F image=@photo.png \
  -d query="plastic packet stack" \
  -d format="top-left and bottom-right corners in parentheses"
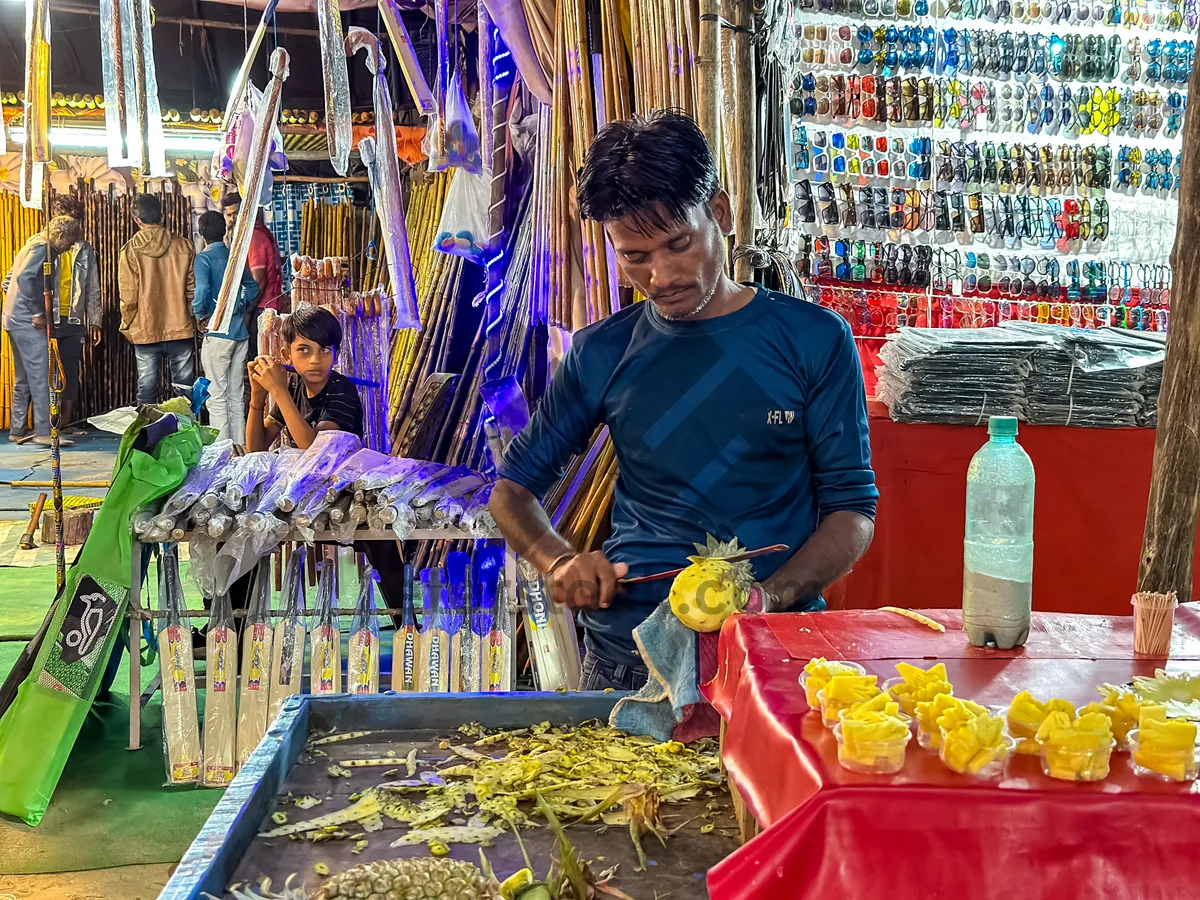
top-left (876, 327), bottom-right (1051, 424)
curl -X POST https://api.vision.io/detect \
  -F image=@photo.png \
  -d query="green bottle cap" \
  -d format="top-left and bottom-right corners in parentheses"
top-left (988, 416), bottom-right (1018, 437)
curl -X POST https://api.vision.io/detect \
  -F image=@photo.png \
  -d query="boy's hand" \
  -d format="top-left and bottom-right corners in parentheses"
top-left (248, 361), bottom-right (269, 407)
top-left (251, 356), bottom-right (289, 398)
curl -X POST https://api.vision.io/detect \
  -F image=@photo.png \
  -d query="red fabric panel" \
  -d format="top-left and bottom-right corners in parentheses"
top-left (704, 610), bottom-right (1200, 900)
top-left (841, 403), bottom-right (1200, 614)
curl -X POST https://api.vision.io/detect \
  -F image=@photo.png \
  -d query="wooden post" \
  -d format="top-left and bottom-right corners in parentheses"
top-left (696, 0), bottom-right (722, 156)
top-left (731, 0), bottom-right (755, 283)
top-left (1137, 59), bottom-right (1200, 601)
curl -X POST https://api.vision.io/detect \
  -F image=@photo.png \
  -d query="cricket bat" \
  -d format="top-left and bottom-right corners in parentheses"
top-left (236, 561), bottom-right (274, 767)
top-left (391, 564), bottom-right (418, 691)
top-left (268, 550), bottom-right (308, 721)
top-left (420, 568), bottom-right (450, 692)
top-left (158, 623), bottom-right (201, 784)
top-left (518, 557), bottom-right (581, 691)
top-left (202, 617), bottom-right (238, 787)
top-left (347, 564), bottom-right (380, 694)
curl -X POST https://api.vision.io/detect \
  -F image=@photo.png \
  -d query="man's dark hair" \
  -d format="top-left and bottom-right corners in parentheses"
top-left (577, 110), bottom-right (720, 234)
top-left (282, 306), bottom-right (342, 354)
top-left (198, 210), bottom-right (226, 244)
top-left (220, 192), bottom-right (242, 210)
top-left (136, 193), bottom-right (162, 225)
top-left (53, 195), bottom-right (85, 221)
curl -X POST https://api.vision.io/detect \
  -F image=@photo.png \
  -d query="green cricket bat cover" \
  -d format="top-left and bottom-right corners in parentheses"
top-left (0, 414), bottom-right (206, 825)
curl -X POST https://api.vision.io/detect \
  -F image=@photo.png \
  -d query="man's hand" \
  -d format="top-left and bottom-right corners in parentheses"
top-left (89, 324), bottom-right (102, 346)
top-left (250, 355), bottom-right (288, 399)
top-left (549, 551), bottom-right (628, 610)
top-left (31, 313), bottom-right (45, 332)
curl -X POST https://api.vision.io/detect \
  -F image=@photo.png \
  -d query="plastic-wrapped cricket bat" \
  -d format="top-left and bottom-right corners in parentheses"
top-left (156, 548), bottom-right (201, 784)
top-left (392, 564), bottom-right (418, 691)
top-left (202, 590), bottom-right (238, 786)
top-left (236, 560), bottom-right (274, 767)
top-left (309, 558), bottom-right (342, 695)
top-left (347, 564), bottom-right (381, 694)
top-left (420, 568), bottom-right (450, 692)
top-left (268, 548), bottom-right (308, 722)
top-left (517, 557), bottom-right (582, 691)
top-left (475, 546), bottom-right (512, 692)
top-left (445, 553), bottom-right (467, 693)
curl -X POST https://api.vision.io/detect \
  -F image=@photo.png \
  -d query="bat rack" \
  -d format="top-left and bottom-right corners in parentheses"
top-left (125, 527), bottom-right (518, 751)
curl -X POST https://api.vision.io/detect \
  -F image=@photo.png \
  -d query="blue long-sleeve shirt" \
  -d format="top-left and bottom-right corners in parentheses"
top-left (499, 285), bottom-right (878, 663)
top-left (192, 242), bottom-right (258, 342)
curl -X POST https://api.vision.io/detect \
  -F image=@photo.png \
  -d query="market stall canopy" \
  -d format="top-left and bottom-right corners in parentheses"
top-left (0, 0), bottom-right (443, 117)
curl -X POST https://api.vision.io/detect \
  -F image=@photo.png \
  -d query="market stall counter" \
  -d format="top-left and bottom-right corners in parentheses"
top-left (836, 401), bottom-right (1200, 615)
top-left (704, 607), bottom-right (1200, 900)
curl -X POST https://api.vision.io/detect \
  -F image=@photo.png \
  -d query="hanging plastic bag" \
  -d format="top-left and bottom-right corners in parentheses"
top-left (310, 558), bottom-right (342, 695)
top-left (426, 69), bottom-right (483, 174)
top-left (235, 560), bottom-right (273, 768)
top-left (224, 81), bottom-right (289, 206)
top-left (347, 565), bottom-right (381, 695)
top-left (268, 548), bottom-right (307, 722)
top-left (202, 589), bottom-right (238, 787)
top-left (316, 0), bottom-right (351, 175)
top-left (433, 168), bottom-right (491, 263)
top-left (157, 547), bottom-right (201, 785)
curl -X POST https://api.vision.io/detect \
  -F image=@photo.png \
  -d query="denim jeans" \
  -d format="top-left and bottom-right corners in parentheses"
top-left (579, 652), bottom-right (649, 692)
top-left (56, 322), bottom-right (85, 425)
top-left (6, 326), bottom-right (49, 437)
top-left (133, 339), bottom-right (195, 406)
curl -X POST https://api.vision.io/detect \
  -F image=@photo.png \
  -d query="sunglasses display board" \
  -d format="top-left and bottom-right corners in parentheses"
top-left (784, 0), bottom-right (1192, 338)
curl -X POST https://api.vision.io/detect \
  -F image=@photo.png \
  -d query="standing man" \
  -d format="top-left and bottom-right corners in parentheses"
top-left (118, 194), bottom-right (196, 405)
top-left (193, 210), bottom-right (258, 443)
top-left (489, 112), bottom-right (878, 691)
top-left (51, 196), bottom-right (103, 430)
top-left (220, 191), bottom-right (284, 358)
top-left (2, 216), bottom-right (81, 446)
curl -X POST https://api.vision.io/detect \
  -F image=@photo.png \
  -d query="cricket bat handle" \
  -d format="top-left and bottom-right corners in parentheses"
top-left (20, 492), bottom-right (48, 550)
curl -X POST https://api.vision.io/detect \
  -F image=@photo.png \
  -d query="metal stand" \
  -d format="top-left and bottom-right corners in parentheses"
top-left (125, 528), bottom-right (517, 750)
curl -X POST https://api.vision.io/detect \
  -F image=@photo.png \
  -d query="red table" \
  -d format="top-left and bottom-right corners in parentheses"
top-left (704, 607), bottom-right (1200, 900)
top-left (833, 403), bottom-right (1200, 617)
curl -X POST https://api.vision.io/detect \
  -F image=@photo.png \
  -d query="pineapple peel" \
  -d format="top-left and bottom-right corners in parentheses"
top-left (669, 534), bottom-right (755, 632)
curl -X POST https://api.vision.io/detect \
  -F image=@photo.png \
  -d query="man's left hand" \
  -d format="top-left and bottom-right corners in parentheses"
top-left (89, 325), bottom-right (102, 346)
top-left (251, 356), bottom-right (289, 398)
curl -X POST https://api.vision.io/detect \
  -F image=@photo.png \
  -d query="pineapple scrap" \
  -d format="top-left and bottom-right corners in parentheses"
top-left (1006, 692), bottom-right (1077, 754)
top-left (1132, 708), bottom-right (1198, 782)
top-left (405, 747), bottom-right (419, 776)
top-left (309, 730), bottom-right (375, 747)
top-left (886, 662), bottom-right (953, 716)
top-left (1037, 711), bottom-right (1115, 781)
top-left (258, 793), bottom-right (382, 837)
top-left (878, 607), bottom-right (946, 632)
top-left (389, 825), bottom-right (504, 848)
top-left (801, 657), bottom-right (864, 707)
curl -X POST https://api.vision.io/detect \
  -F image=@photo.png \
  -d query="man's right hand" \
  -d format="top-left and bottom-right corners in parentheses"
top-left (549, 551), bottom-right (628, 610)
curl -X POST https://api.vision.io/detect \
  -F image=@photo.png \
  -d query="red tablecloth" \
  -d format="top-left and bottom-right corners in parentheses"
top-left (704, 608), bottom-right (1200, 900)
top-left (834, 403), bottom-right (1200, 616)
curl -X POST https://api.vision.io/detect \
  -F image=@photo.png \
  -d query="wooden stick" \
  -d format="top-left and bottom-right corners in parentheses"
top-left (731, 0), bottom-right (755, 282)
top-left (696, 0), bottom-right (722, 150)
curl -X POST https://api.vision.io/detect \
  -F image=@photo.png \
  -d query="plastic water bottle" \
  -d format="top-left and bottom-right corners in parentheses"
top-left (963, 416), bottom-right (1035, 649)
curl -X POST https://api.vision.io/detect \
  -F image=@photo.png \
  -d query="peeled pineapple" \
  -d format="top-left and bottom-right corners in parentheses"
top-left (668, 535), bottom-right (756, 632)
top-left (315, 857), bottom-right (499, 900)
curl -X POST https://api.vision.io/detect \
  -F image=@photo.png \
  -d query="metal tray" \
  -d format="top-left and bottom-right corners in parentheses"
top-left (160, 693), bottom-right (737, 899)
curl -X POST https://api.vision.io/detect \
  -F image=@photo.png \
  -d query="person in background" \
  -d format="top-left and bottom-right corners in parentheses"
top-left (118, 194), bottom-right (196, 405)
top-left (49, 196), bottom-right (103, 431)
top-left (1, 216), bottom-right (80, 446)
top-left (220, 191), bottom-right (284, 359)
top-left (192, 210), bottom-right (259, 443)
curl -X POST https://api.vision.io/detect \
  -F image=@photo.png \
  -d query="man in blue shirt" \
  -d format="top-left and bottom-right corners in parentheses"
top-left (491, 111), bottom-right (878, 691)
top-left (193, 210), bottom-right (258, 443)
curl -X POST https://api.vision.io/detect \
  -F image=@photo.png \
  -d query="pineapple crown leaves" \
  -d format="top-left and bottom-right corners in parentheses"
top-left (686, 534), bottom-right (756, 598)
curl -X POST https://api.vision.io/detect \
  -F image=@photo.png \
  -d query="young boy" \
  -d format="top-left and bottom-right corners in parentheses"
top-left (245, 306), bottom-right (361, 451)
top-left (193, 210), bottom-right (258, 443)
top-left (244, 306), bottom-right (405, 616)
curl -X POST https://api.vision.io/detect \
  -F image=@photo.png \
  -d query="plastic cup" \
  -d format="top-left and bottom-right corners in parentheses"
top-left (1039, 735), bottom-right (1116, 782)
top-left (800, 661), bottom-right (867, 709)
top-left (882, 676), bottom-right (919, 717)
top-left (816, 682), bottom-right (880, 729)
top-left (1127, 728), bottom-right (1199, 783)
top-left (833, 722), bottom-right (911, 775)
top-left (939, 729), bottom-right (1017, 778)
top-left (997, 704), bottom-right (1042, 755)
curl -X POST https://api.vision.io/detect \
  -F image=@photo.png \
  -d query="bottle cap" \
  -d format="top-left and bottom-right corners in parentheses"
top-left (987, 415), bottom-right (1018, 437)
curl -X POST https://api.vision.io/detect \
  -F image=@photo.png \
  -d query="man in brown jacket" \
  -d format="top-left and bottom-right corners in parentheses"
top-left (118, 193), bottom-right (196, 405)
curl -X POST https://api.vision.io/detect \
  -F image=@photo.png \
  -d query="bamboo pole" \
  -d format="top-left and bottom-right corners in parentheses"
top-left (730, 0), bottom-right (754, 282)
top-left (1137, 55), bottom-right (1200, 602)
top-left (696, 0), bottom-right (721, 149)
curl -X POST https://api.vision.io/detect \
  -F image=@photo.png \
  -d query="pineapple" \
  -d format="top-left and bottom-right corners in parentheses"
top-left (316, 857), bottom-right (500, 900)
top-left (668, 535), bottom-right (756, 632)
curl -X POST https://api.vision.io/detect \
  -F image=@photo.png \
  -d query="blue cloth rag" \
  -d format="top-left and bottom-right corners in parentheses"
top-left (609, 601), bottom-right (702, 741)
